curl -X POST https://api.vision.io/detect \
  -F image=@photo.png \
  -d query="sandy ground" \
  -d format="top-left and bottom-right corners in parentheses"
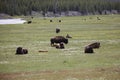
top-left (0, 19), bottom-right (26, 25)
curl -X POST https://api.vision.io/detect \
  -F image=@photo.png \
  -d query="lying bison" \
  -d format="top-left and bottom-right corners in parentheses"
top-left (84, 42), bottom-right (100, 53)
top-left (27, 21), bottom-right (32, 24)
top-left (16, 47), bottom-right (28, 55)
top-left (54, 42), bottom-right (65, 49)
top-left (50, 36), bottom-right (68, 46)
top-left (88, 42), bottom-right (100, 49)
top-left (84, 46), bottom-right (94, 53)
top-left (16, 47), bottom-right (23, 54)
top-left (22, 49), bottom-right (28, 54)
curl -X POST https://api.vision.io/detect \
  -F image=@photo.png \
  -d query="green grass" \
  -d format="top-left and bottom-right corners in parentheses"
top-left (0, 15), bottom-right (120, 80)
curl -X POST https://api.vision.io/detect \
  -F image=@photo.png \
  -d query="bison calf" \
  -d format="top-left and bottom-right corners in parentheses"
top-left (56, 42), bottom-right (65, 49)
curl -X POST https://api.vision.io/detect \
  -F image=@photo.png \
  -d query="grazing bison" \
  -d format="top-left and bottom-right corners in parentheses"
top-left (84, 46), bottom-right (94, 53)
top-left (56, 28), bottom-right (60, 33)
top-left (50, 36), bottom-right (68, 46)
top-left (16, 47), bottom-right (28, 55)
top-left (88, 42), bottom-right (100, 49)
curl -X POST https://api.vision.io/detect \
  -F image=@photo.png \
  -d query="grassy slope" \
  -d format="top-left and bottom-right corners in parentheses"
top-left (0, 15), bottom-right (120, 80)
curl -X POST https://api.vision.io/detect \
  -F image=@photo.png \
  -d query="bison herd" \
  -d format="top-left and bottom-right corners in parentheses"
top-left (50, 35), bottom-right (100, 53)
top-left (16, 20), bottom-right (101, 54)
top-left (16, 32), bottom-right (100, 55)
top-left (16, 41), bottom-right (100, 55)
top-left (52, 28), bottom-right (100, 53)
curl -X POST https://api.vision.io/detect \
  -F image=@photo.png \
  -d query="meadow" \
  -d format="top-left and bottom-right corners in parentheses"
top-left (0, 15), bottom-right (120, 80)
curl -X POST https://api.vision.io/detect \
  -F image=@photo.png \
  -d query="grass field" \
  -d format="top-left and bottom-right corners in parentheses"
top-left (0, 15), bottom-right (120, 80)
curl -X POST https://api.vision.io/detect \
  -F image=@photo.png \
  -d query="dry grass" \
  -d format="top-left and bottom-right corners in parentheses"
top-left (0, 15), bottom-right (120, 80)
top-left (0, 66), bottom-right (120, 80)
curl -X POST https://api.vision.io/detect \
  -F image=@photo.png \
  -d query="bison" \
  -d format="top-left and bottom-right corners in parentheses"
top-left (55, 42), bottom-right (65, 49)
top-left (84, 42), bottom-right (100, 53)
top-left (88, 42), bottom-right (100, 49)
top-left (84, 46), bottom-right (94, 53)
top-left (22, 49), bottom-right (28, 54)
top-left (16, 47), bottom-right (28, 55)
top-left (16, 47), bottom-right (23, 54)
top-left (59, 20), bottom-right (61, 22)
top-left (50, 36), bottom-right (68, 46)
top-left (56, 28), bottom-right (60, 33)
top-left (27, 21), bottom-right (32, 24)
top-left (50, 20), bottom-right (53, 22)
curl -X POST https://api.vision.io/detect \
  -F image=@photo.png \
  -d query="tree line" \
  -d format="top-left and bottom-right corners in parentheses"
top-left (0, 0), bottom-right (120, 16)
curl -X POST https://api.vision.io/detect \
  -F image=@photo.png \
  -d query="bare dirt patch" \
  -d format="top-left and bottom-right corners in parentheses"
top-left (0, 66), bottom-right (120, 80)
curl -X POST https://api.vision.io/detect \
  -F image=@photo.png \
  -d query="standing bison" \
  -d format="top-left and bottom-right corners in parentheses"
top-left (50, 36), bottom-right (68, 46)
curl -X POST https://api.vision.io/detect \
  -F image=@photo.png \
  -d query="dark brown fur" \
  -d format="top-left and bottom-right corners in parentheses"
top-left (84, 46), bottom-right (94, 53)
top-left (50, 20), bottom-right (53, 22)
top-left (16, 47), bottom-right (28, 55)
top-left (23, 49), bottom-right (28, 54)
top-left (16, 47), bottom-right (23, 54)
top-left (88, 42), bottom-right (100, 49)
top-left (50, 36), bottom-right (68, 46)
top-left (27, 21), bottom-right (32, 24)
top-left (56, 28), bottom-right (60, 33)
